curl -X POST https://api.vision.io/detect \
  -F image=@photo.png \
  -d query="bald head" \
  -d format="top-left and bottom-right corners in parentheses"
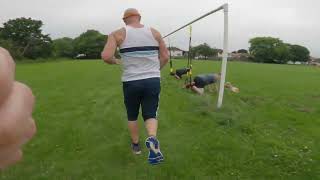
top-left (123, 8), bottom-right (141, 25)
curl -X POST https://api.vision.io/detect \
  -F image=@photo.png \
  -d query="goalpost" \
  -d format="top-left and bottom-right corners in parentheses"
top-left (164, 3), bottom-right (229, 109)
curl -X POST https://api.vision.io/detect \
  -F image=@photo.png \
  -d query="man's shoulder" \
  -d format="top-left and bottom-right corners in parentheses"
top-left (150, 27), bottom-right (160, 35)
top-left (112, 27), bottom-right (126, 36)
top-left (111, 28), bottom-right (126, 45)
top-left (149, 27), bottom-right (162, 41)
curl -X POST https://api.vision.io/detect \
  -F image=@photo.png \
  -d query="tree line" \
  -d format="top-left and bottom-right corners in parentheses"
top-left (0, 17), bottom-right (107, 60)
top-left (0, 17), bottom-right (311, 64)
top-left (177, 37), bottom-right (310, 64)
top-left (249, 37), bottom-right (310, 63)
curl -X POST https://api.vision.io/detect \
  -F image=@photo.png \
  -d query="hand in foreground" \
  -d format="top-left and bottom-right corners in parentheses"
top-left (0, 47), bottom-right (36, 169)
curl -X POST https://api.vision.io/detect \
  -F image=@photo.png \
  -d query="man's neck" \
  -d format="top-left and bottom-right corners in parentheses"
top-left (127, 22), bottom-right (144, 28)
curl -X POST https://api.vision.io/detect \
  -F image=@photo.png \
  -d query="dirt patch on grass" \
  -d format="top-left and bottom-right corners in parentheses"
top-left (310, 95), bottom-right (320, 99)
top-left (296, 107), bottom-right (314, 113)
top-left (289, 102), bottom-right (315, 113)
top-left (240, 95), bottom-right (267, 106)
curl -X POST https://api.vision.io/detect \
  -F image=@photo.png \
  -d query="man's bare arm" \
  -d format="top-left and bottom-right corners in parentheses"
top-left (191, 86), bottom-right (205, 95)
top-left (101, 33), bottom-right (120, 64)
top-left (151, 28), bottom-right (169, 70)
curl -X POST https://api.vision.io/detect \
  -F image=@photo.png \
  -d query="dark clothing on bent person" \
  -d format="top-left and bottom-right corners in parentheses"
top-left (194, 74), bottom-right (217, 88)
top-left (175, 68), bottom-right (189, 78)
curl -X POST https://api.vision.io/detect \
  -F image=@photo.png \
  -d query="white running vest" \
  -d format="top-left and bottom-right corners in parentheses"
top-left (119, 26), bottom-right (160, 82)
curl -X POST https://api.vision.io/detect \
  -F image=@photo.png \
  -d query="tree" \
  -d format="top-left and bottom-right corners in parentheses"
top-left (249, 37), bottom-right (289, 64)
top-left (73, 30), bottom-right (107, 59)
top-left (191, 43), bottom-right (218, 60)
top-left (274, 43), bottom-right (290, 64)
top-left (0, 39), bottom-right (23, 59)
top-left (52, 37), bottom-right (74, 58)
top-left (189, 46), bottom-right (197, 59)
top-left (198, 43), bottom-right (218, 59)
top-left (288, 44), bottom-right (310, 62)
top-left (237, 49), bottom-right (248, 54)
top-left (0, 17), bottom-right (52, 59)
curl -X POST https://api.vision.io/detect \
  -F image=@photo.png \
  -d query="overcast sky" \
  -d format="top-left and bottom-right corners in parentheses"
top-left (1, 0), bottom-right (319, 56)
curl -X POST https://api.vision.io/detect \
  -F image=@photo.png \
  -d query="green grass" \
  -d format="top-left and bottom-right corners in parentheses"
top-left (1, 59), bottom-right (319, 179)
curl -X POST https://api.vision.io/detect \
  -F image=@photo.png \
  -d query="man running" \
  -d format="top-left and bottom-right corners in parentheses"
top-left (101, 8), bottom-right (169, 165)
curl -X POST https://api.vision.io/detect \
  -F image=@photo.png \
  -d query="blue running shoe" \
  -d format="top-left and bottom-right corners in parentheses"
top-left (145, 136), bottom-right (164, 165)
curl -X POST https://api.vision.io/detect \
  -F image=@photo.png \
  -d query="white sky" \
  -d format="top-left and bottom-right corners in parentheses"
top-left (1, 0), bottom-right (319, 57)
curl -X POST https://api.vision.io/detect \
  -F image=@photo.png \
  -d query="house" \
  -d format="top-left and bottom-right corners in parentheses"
top-left (195, 55), bottom-right (206, 60)
top-left (309, 57), bottom-right (320, 63)
top-left (217, 51), bottom-right (232, 58)
top-left (168, 47), bottom-right (187, 57)
top-left (232, 50), bottom-right (250, 60)
top-left (309, 57), bottom-right (320, 67)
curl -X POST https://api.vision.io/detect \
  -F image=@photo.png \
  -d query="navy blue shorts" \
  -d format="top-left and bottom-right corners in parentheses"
top-left (123, 78), bottom-right (161, 121)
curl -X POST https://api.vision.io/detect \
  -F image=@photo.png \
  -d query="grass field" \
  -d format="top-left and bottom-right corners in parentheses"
top-left (1, 59), bottom-right (319, 179)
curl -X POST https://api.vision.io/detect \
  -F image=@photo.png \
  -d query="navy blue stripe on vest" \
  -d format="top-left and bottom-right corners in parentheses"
top-left (120, 46), bottom-right (159, 53)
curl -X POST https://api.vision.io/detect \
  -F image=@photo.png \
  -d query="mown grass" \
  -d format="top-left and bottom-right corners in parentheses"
top-left (0, 59), bottom-right (319, 179)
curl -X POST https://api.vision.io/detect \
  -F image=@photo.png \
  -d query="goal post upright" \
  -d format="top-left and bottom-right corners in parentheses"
top-left (163, 3), bottom-right (229, 109)
top-left (217, 3), bottom-right (229, 108)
